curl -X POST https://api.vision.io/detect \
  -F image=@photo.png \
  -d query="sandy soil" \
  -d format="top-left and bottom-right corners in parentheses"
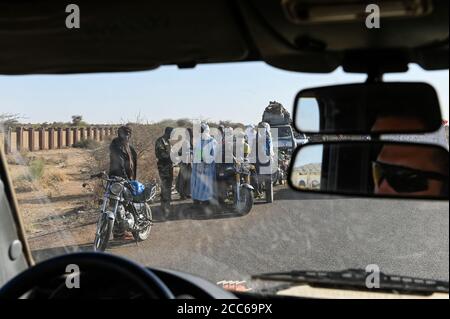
top-left (6, 147), bottom-right (178, 261)
top-left (7, 148), bottom-right (99, 254)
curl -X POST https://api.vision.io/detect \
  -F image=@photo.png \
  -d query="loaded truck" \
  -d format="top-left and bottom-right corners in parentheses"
top-left (262, 101), bottom-right (297, 155)
top-left (261, 101), bottom-right (300, 190)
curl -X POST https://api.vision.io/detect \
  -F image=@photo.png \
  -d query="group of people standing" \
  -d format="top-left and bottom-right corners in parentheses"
top-left (155, 123), bottom-right (221, 214)
top-left (109, 122), bottom-right (275, 217)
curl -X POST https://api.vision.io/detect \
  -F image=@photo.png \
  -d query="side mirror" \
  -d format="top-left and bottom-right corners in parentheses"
top-left (289, 142), bottom-right (449, 200)
top-left (294, 83), bottom-right (443, 134)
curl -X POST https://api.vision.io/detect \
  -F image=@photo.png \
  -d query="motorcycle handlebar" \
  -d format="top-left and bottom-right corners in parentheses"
top-left (90, 172), bottom-right (120, 181)
top-left (90, 172), bottom-right (106, 179)
top-left (90, 173), bottom-right (135, 185)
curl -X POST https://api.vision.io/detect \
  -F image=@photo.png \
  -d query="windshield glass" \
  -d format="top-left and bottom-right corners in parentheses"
top-left (1, 62), bottom-right (449, 294)
top-left (273, 127), bottom-right (292, 139)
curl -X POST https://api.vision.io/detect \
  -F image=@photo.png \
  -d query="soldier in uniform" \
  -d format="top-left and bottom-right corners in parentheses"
top-left (155, 127), bottom-right (174, 215)
top-left (176, 128), bottom-right (193, 200)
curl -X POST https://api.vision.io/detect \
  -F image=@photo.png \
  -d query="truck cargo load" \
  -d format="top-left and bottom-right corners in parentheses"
top-left (262, 101), bottom-right (291, 126)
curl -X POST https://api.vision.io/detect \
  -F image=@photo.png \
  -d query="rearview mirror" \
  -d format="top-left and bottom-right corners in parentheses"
top-left (294, 83), bottom-right (443, 134)
top-left (289, 142), bottom-right (449, 200)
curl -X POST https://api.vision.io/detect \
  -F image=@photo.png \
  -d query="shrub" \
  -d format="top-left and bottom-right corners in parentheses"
top-left (41, 169), bottom-right (67, 188)
top-left (89, 118), bottom-right (245, 187)
top-left (29, 159), bottom-right (45, 180)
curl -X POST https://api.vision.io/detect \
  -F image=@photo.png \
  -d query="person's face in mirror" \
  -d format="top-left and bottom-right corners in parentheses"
top-left (373, 145), bottom-right (448, 196)
top-left (371, 115), bottom-right (425, 132)
top-left (372, 117), bottom-right (448, 197)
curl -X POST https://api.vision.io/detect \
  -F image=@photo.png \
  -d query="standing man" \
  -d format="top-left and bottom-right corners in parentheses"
top-left (176, 128), bottom-right (193, 199)
top-left (245, 124), bottom-right (257, 158)
top-left (109, 125), bottom-right (137, 240)
top-left (155, 127), bottom-right (174, 215)
top-left (254, 122), bottom-right (275, 202)
top-left (109, 125), bottom-right (137, 180)
top-left (191, 123), bottom-right (217, 206)
top-left (215, 125), bottom-right (227, 205)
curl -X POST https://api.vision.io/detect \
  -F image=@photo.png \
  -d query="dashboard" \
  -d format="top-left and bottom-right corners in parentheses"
top-left (0, 252), bottom-right (241, 299)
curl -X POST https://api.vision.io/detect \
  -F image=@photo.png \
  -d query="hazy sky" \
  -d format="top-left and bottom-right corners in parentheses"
top-left (1, 62), bottom-right (448, 124)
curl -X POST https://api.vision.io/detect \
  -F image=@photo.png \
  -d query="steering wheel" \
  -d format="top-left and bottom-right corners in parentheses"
top-left (0, 252), bottom-right (175, 299)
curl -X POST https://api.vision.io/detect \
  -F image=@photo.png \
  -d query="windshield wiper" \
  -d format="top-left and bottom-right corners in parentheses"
top-left (251, 269), bottom-right (449, 295)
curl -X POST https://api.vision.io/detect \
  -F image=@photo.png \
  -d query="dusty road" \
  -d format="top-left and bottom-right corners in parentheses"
top-left (13, 149), bottom-right (448, 285)
top-left (31, 185), bottom-right (449, 284)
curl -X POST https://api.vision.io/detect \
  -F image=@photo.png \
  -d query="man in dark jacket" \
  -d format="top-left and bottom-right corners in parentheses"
top-left (155, 127), bottom-right (174, 215)
top-left (109, 126), bottom-right (137, 180)
top-left (109, 125), bottom-right (137, 240)
top-left (176, 128), bottom-right (193, 200)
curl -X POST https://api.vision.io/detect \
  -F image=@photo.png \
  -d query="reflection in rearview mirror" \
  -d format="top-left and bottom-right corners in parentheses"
top-left (290, 142), bottom-right (449, 200)
top-left (296, 97), bottom-right (320, 132)
top-left (291, 144), bottom-right (323, 190)
top-left (294, 83), bottom-right (443, 134)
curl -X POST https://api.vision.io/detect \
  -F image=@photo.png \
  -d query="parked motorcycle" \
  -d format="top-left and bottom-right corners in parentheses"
top-left (217, 159), bottom-right (254, 215)
top-left (91, 172), bottom-right (156, 252)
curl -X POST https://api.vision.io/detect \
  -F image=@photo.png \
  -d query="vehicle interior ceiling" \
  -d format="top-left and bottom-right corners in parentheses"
top-left (0, 0), bottom-right (447, 75)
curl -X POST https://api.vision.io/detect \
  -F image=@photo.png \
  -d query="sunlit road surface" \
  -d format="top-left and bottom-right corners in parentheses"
top-left (110, 186), bottom-right (449, 284)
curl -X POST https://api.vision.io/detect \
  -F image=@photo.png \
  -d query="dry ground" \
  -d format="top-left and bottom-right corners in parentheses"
top-left (7, 148), bottom-right (100, 252)
top-left (6, 147), bottom-right (180, 255)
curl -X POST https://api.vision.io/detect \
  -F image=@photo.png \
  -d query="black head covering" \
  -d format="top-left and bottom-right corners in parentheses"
top-left (164, 127), bottom-right (174, 138)
top-left (118, 125), bottom-right (132, 136)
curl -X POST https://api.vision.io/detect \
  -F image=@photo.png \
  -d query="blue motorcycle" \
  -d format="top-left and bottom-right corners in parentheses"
top-left (91, 172), bottom-right (156, 252)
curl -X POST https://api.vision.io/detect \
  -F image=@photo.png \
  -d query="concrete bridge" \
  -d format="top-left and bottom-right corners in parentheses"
top-left (0, 126), bottom-right (118, 154)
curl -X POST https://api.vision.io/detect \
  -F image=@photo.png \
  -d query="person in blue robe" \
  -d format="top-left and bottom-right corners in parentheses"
top-left (191, 123), bottom-right (217, 205)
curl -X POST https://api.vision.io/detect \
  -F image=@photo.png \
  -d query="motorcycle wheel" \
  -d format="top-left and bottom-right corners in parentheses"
top-left (93, 214), bottom-right (113, 252)
top-left (234, 187), bottom-right (253, 216)
top-left (133, 204), bottom-right (153, 242)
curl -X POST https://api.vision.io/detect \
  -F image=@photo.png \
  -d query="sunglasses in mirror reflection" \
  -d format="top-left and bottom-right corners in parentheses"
top-left (290, 142), bottom-right (449, 199)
